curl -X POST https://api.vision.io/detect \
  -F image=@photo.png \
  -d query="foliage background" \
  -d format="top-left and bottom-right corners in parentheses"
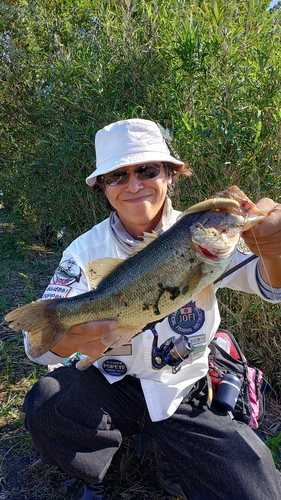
top-left (1, 0), bottom-right (281, 240)
top-left (0, 0), bottom-right (281, 497)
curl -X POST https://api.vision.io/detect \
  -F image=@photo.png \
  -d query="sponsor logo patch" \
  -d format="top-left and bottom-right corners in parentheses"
top-left (42, 284), bottom-right (72, 299)
top-left (102, 359), bottom-right (127, 377)
top-left (52, 258), bottom-right (82, 286)
top-left (42, 258), bottom-right (82, 298)
top-left (168, 301), bottom-right (205, 335)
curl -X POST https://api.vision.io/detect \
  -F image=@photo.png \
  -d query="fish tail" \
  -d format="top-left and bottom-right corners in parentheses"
top-left (4, 300), bottom-right (68, 357)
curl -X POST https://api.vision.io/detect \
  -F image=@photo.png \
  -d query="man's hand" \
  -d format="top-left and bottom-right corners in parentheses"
top-left (243, 198), bottom-right (281, 287)
top-left (50, 320), bottom-right (119, 359)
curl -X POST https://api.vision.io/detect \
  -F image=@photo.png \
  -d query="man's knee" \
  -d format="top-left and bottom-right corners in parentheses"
top-left (23, 372), bottom-right (61, 424)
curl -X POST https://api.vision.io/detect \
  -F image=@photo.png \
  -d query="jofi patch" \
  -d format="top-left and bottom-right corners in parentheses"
top-left (168, 301), bottom-right (205, 335)
top-left (42, 258), bottom-right (82, 299)
top-left (102, 359), bottom-right (127, 377)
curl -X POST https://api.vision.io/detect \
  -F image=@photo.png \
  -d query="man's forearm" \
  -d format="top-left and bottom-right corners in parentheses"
top-left (259, 257), bottom-right (281, 289)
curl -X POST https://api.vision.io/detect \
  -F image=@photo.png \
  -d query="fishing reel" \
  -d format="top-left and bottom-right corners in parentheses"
top-left (151, 326), bottom-right (195, 374)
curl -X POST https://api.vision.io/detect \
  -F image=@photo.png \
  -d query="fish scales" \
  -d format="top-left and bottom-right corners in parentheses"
top-left (51, 211), bottom-right (205, 326)
top-left (54, 211), bottom-right (224, 326)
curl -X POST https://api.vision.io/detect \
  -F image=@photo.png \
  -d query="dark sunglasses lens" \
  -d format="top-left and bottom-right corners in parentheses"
top-left (102, 163), bottom-right (161, 186)
top-left (136, 164), bottom-right (161, 179)
top-left (104, 171), bottom-right (129, 185)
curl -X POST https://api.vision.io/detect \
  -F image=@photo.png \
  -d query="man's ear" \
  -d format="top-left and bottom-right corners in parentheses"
top-left (167, 174), bottom-right (173, 185)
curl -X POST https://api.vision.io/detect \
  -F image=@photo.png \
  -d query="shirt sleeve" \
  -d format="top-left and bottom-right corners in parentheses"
top-left (256, 264), bottom-right (281, 300)
top-left (219, 251), bottom-right (281, 303)
top-left (23, 331), bottom-right (66, 365)
top-left (24, 249), bottom-right (91, 365)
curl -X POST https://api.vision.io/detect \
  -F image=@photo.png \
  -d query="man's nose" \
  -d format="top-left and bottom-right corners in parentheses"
top-left (125, 172), bottom-right (144, 191)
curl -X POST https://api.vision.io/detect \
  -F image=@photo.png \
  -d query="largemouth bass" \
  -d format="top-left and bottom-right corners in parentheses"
top-left (5, 186), bottom-right (266, 365)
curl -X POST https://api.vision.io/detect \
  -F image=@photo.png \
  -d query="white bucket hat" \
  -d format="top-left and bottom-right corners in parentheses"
top-left (86, 118), bottom-right (184, 186)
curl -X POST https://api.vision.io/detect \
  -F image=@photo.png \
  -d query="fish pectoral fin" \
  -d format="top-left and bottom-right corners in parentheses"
top-left (101, 326), bottom-right (143, 348)
top-left (131, 231), bottom-right (160, 255)
top-left (86, 258), bottom-right (123, 287)
top-left (194, 284), bottom-right (215, 311)
top-left (142, 230), bottom-right (160, 242)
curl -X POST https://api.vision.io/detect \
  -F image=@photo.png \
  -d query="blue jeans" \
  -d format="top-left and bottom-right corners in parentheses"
top-left (23, 365), bottom-right (281, 500)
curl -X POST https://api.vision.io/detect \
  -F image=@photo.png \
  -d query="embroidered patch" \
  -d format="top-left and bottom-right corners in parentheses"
top-left (102, 359), bottom-right (127, 377)
top-left (42, 284), bottom-right (72, 299)
top-left (168, 302), bottom-right (205, 335)
top-left (52, 258), bottom-right (82, 286)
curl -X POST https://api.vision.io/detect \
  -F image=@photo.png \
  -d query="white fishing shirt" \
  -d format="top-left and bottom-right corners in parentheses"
top-left (24, 205), bottom-right (280, 422)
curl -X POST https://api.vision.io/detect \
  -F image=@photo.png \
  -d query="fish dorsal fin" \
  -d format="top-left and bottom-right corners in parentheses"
top-left (131, 231), bottom-right (160, 255)
top-left (86, 258), bottom-right (123, 287)
top-left (177, 198), bottom-right (240, 219)
top-left (194, 284), bottom-right (215, 311)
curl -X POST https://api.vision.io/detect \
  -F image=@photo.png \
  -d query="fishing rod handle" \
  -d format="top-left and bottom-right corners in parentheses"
top-left (76, 355), bottom-right (96, 370)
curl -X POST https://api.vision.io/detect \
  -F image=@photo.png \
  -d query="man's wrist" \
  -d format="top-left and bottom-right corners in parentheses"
top-left (256, 260), bottom-right (281, 299)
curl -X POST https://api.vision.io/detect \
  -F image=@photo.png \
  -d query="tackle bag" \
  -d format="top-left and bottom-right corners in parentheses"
top-left (208, 329), bottom-right (267, 429)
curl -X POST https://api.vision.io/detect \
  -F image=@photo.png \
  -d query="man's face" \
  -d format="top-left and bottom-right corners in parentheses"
top-left (103, 163), bottom-right (172, 238)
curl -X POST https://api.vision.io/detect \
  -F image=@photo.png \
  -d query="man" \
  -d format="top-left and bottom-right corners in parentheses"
top-left (23, 119), bottom-right (281, 500)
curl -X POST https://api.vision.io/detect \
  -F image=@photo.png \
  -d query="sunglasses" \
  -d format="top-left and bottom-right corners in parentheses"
top-left (97, 163), bottom-right (163, 186)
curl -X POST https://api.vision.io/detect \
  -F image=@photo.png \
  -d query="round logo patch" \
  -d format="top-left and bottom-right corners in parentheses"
top-left (52, 258), bottom-right (82, 286)
top-left (168, 302), bottom-right (205, 335)
top-left (102, 359), bottom-right (127, 377)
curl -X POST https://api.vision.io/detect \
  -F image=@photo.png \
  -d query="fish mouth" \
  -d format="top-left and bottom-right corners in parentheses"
top-left (195, 231), bottom-right (241, 261)
top-left (197, 244), bottom-right (235, 261)
top-left (198, 245), bottom-right (220, 260)
top-left (191, 215), bottom-right (242, 262)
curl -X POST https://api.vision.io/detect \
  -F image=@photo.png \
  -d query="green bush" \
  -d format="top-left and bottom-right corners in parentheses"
top-left (1, 0), bottom-right (280, 239)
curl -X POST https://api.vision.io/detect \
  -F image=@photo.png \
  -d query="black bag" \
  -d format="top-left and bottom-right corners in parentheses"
top-left (209, 329), bottom-right (268, 428)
